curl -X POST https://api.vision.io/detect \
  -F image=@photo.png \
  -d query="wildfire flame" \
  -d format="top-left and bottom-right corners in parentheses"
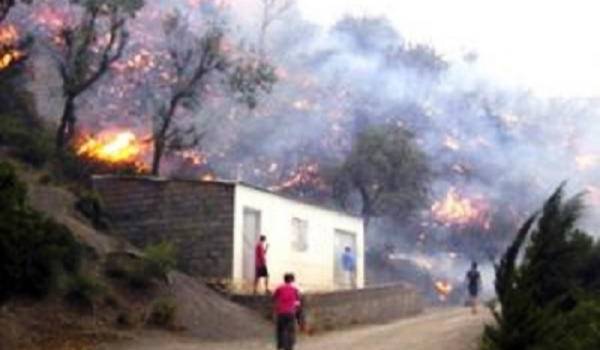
top-left (77, 131), bottom-right (145, 164)
top-left (0, 25), bottom-right (25, 70)
top-left (431, 188), bottom-right (490, 228)
top-left (434, 280), bottom-right (453, 301)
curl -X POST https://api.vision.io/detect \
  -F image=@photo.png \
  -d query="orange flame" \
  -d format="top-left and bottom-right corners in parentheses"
top-left (432, 188), bottom-right (489, 228)
top-left (77, 131), bottom-right (144, 164)
top-left (0, 25), bottom-right (24, 70)
top-left (434, 280), bottom-right (453, 301)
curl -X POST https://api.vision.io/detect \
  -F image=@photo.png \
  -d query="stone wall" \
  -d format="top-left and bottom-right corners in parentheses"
top-left (232, 283), bottom-right (423, 332)
top-left (92, 176), bottom-right (235, 278)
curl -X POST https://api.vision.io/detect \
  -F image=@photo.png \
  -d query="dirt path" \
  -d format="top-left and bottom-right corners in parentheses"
top-left (106, 307), bottom-right (491, 350)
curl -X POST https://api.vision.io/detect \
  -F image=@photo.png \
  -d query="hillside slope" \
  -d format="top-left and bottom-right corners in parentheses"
top-left (0, 164), bottom-right (270, 349)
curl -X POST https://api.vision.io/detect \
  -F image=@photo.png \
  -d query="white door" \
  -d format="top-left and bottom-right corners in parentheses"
top-left (333, 229), bottom-right (357, 288)
top-left (242, 208), bottom-right (261, 282)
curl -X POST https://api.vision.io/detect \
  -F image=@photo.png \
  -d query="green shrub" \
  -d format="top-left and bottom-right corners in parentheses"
top-left (0, 162), bottom-right (82, 301)
top-left (483, 185), bottom-right (600, 350)
top-left (65, 273), bottom-right (106, 307)
top-left (148, 297), bottom-right (177, 327)
top-left (0, 113), bottom-right (54, 168)
top-left (75, 190), bottom-right (109, 230)
top-left (142, 242), bottom-right (177, 281)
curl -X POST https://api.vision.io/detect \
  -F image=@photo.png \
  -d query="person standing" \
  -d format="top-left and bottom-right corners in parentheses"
top-left (466, 261), bottom-right (482, 314)
top-left (254, 235), bottom-right (270, 294)
top-left (273, 273), bottom-right (301, 350)
top-left (341, 246), bottom-right (357, 289)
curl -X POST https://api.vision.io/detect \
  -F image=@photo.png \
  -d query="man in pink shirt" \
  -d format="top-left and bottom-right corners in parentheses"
top-left (273, 273), bottom-right (301, 350)
top-left (254, 235), bottom-right (270, 294)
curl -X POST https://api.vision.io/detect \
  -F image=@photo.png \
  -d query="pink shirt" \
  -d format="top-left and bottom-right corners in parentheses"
top-left (255, 243), bottom-right (266, 268)
top-left (273, 283), bottom-right (300, 315)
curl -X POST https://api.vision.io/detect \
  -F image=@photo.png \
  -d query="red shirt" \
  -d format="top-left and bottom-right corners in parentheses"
top-left (273, 283), bottom-right (300, 315)
top-left (255, 243), bottom-right (266, 268)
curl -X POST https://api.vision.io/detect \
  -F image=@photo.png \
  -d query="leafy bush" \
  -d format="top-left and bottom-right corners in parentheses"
top-left (65, 273), bottom-right (106, 307)
top-left (142, 242), bottom-right (177, 281)
top-left (75, 190), bottom-right (109, 230)
top-left (105, 244), bottom-right (177, 290)
top-left (148, 297), bottom-right (177, 327)
top-left (0, 113), bottom-right (54, 168)
top-left (0, 162), bottom-right (82, 301)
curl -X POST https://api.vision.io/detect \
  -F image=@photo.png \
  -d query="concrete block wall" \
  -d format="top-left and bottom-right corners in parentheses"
top-left (92, 176), bottom-right (235, 278)
top-left (232, 283), bottom-right (423, 332)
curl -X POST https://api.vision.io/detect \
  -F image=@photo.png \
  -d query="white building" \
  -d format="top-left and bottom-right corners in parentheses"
top-left (93, 176), bottom-right (365, 293)
top-left (233, 183), bottom-right (365, 292)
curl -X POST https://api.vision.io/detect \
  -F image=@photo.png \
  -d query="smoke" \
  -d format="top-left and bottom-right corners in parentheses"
top-left (11, 0), bottom-right (600, 291)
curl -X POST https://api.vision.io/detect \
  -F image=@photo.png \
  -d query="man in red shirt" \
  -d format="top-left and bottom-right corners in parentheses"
top-left (273, 273), bottom-right (301, 350)
top-left (254, 235), bottom-right (270, 294)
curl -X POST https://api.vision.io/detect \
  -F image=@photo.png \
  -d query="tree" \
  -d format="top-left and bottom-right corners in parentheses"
top-left (257, 0), bottom-right (293, 57)
top-left (483, 184), bottom-right (600, 350)
top-left (332, 125), bottom-right (430, 233)
top-left (148, 13), bottom-right (276, 176)
top-left (53, 0), bottom-right (144, 149)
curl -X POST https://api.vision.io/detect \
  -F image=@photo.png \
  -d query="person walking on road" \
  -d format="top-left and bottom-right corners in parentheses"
top-left (341, 246), bottom-right (357, 289)
top-left (465, 261), bottom-right (482, 314)
top-left (254, 235), bottom-right (270, 294)
top-left (273, 273), bottom-right (301, 350)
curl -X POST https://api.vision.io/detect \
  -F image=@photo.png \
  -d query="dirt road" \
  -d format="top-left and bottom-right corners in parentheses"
top-left (107, 307), bottom-right (491, 350)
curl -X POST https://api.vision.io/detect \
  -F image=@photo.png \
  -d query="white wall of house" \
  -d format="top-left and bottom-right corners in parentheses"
top-left (232, 184), bottom-right (364, 292)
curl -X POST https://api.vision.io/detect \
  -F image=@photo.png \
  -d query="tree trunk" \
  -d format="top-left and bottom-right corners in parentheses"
top-left (56, 95), bottom-right (76, 150)
top-left (151, 137), bottom-right (164, 176)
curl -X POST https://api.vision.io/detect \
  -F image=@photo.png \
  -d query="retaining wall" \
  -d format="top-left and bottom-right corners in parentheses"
top-left (232, 283), bottom-right (423, 331)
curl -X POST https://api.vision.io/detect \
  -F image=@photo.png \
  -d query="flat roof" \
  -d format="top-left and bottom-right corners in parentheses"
top-left (92, 174), bottom-right (363, 220)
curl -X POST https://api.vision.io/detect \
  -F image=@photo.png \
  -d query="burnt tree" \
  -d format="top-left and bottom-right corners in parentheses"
top-left (148, 13), bottom-right (276, 176)
top-left (54, 0), bottom-right (143, 149)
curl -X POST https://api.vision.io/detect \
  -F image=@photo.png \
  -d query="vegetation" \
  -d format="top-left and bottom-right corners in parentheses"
top-left (483, 184), bottom-right (600, 350)
top-left (53, 0), bottom-right (144, 149)
top-left (64, 273), bottom-right (107, 307)
top-left (331, 125), bottom-right (430, 230)
top-left (148, 297), bottom-right (177, 327)
top-left (0, 161), bottom-right (82, 301)
top-left (105, 242), bottom-right (176, 289)
top-left (142, 241), bottom-right (177, 281)
top-left (147, 12), bottom-right (276, 175)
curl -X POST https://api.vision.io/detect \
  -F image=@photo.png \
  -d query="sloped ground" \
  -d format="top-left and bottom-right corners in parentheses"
top-left (110, 307), bottom-right (490, 350)
top-left (0, 168), bottom-right (270, 349)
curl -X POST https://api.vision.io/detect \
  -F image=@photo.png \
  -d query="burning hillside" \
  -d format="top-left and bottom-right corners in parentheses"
top-left (431, 188), bottom-right (491, 230)
top-left (4, 0), bottom-right (600, 270)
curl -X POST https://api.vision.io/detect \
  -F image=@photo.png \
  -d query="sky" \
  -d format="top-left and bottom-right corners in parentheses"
top-left (297, 0), bottom-right (600, 98)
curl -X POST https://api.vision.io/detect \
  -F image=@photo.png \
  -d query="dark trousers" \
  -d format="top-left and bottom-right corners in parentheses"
top-left (276, 313), bottom-right (296, 350)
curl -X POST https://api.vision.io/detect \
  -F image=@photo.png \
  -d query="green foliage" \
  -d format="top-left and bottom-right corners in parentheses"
top-left (0, 162), bottom-right (82, 301)
top-left (0, 114), bottom-right (54, 168)
top-left (332, 125), bottom-right (430, 225)
top-left (75, 189), bottom-right (109, 230)
top-left (148, 297), bottom-right (177, 327)
top-left (142, 241), bottom-right (177, 281)
top-left (105, 243), bottom-right (176, 289)
top-left (0, 57), bottom-right (54, 168)
top-left (0, 161), bottom-right (27, 210)
top-left (64, 273), bottom-right (106, 306)
top-left (482, 185), bottom-right (600, 350)
top-left (229, 59), bottom-right (278, 109)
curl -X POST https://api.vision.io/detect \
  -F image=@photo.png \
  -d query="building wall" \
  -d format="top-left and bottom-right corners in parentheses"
top-left (232, 185), bottom-right (365, 292)
top-left (92, 176), bottom-right (235, 278)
